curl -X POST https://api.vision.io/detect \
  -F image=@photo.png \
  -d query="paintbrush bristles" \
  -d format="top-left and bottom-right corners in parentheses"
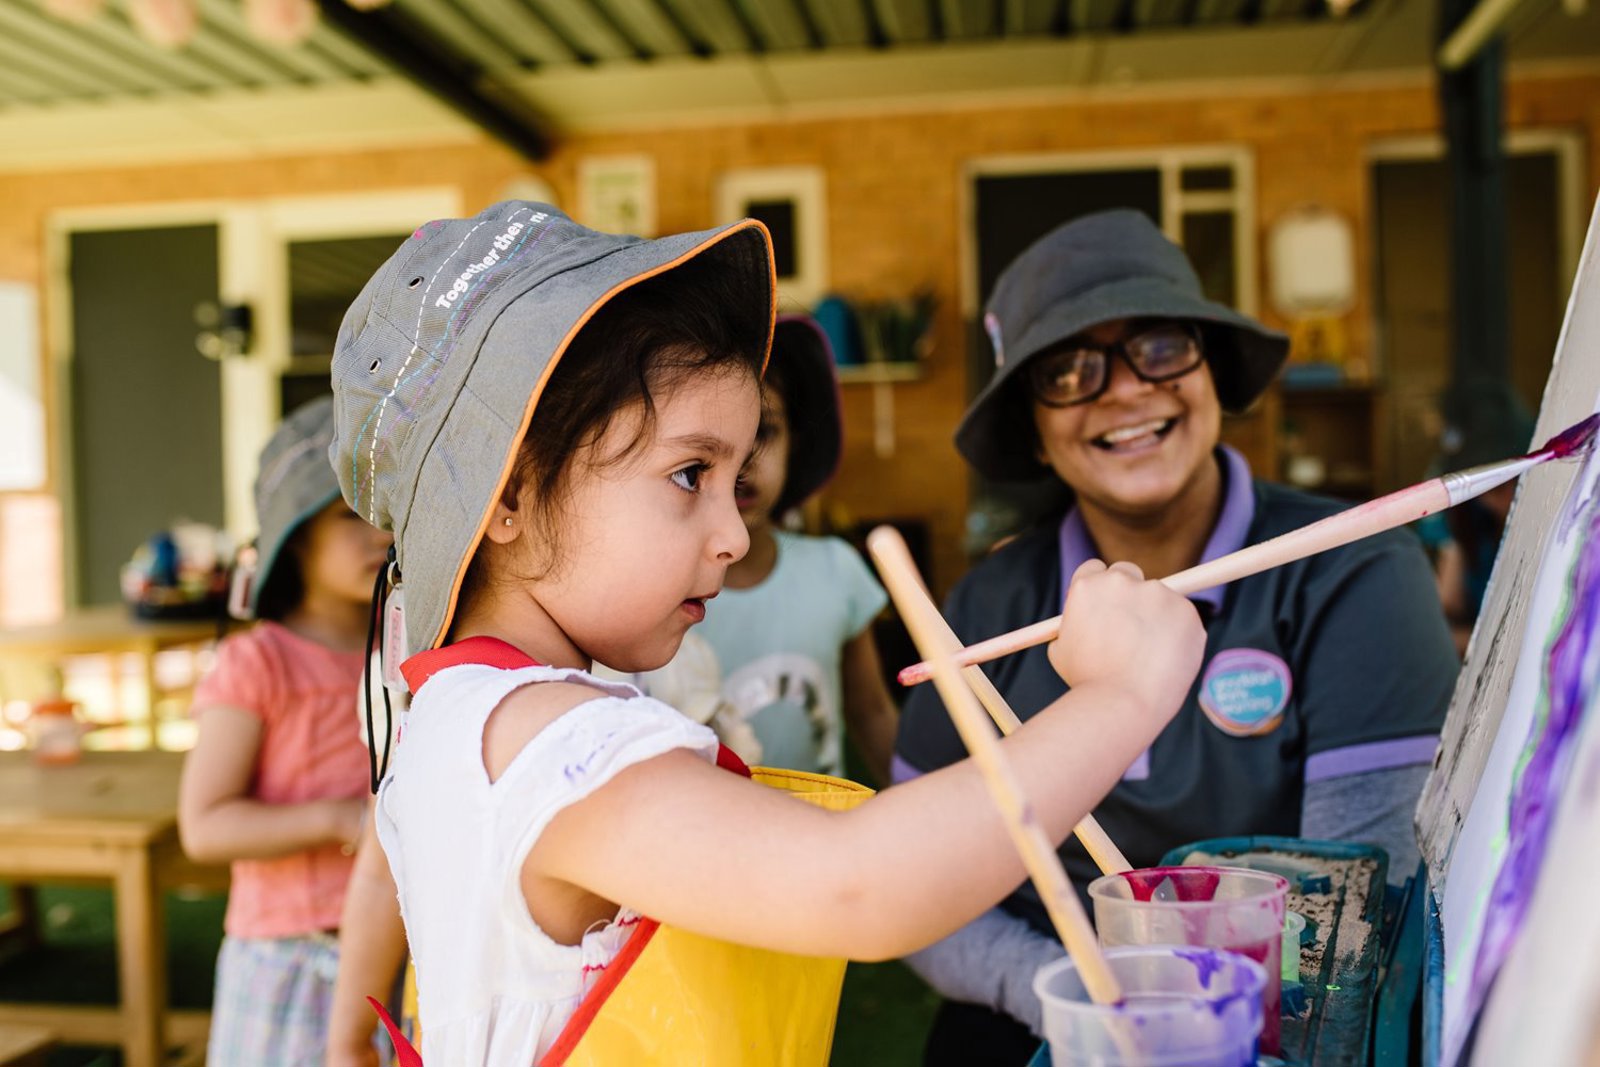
top-left (1535, 412), bottom-right (1600, 460)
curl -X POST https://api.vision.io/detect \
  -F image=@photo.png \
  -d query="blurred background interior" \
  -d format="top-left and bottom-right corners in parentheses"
top-left (0, 0), bottom-right (1595, 1060)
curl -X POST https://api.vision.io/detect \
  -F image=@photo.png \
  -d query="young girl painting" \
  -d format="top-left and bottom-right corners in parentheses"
top-left (327, 203), bottom-right (1204, 1065)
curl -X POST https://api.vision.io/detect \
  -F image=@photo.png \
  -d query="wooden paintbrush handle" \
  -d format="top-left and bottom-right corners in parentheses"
top-left (868, 526), bottom-right (1123, 1006)
top-left (958, 665), bottom-right (1132, 874)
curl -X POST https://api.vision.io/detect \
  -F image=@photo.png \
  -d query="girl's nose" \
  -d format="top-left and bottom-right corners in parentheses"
top-left (712, 493), bottom-right (750, 564)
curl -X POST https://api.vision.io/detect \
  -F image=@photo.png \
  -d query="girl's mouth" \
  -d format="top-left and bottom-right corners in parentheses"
top-left (1089, 417), bottom-right (1178, 453)
top-left (680, 598), bottom-right (707, 623)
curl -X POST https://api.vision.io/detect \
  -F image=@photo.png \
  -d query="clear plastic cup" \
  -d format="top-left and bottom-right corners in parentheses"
top-left (1088, 866), bottom-right (1289, 1055)
top-left (1033, 946), bottom-right (1266, 1066)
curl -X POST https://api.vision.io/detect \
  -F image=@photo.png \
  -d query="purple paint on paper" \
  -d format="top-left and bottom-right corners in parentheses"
top-left (1468, 495), bottom-right (1600, 1014)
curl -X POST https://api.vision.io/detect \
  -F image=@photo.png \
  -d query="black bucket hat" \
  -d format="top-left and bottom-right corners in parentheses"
top-left (956, 209), bottom-right (1290, 482)
top-left (767, 314), bottom-right (843, 516)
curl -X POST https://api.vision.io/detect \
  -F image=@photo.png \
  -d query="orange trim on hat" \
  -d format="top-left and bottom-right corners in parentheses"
top-left (427, 220), bottom-right (779, 650)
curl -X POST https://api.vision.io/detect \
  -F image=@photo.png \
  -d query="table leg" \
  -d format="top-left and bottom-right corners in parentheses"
top-left (113, 847), bottom-right (167, 1067)
top-left (0, 883), bottom-right (40, 953)
top-left (139, 644), bottom-right (160, 749)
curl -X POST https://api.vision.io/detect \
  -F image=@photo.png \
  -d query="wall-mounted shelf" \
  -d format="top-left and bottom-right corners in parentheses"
top-left (837, 362), bottom-right (922, 385)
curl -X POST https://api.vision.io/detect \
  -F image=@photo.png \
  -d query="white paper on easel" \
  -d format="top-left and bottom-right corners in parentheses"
top-left (1466, 197), bottom-right (1600, 1067)
top-left (1424, 194), bottom-right (1600, 1066)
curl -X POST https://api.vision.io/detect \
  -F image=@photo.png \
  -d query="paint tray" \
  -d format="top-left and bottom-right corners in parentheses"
top-left (1161, 836), bottom-right (1389, 1067)
top-left (1026, 836), bottom-right (1389, 1067)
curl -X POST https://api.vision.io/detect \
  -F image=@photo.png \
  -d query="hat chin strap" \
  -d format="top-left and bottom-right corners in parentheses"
top-left (363, 548), bottom-right (402, 795)
top-left (226, 544), bottom-right (259, 621)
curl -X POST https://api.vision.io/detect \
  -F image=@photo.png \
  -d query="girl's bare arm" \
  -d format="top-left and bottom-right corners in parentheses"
top-left (525, 678), bottom-right (1152, 962)
top-left (178, 705), bottom-right (365, 864)
top-left (327, 809), bottom-right (408, 1067)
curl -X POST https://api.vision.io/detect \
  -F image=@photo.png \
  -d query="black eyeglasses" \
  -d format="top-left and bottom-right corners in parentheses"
top-left (1026, 323), bottom-right (1205, 408)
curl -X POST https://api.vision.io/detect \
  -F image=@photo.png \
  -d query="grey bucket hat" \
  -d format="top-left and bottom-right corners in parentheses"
top-left (957, 209), bottom-right (1290, 482)
top-left (252, 395), bottom-right (342, 614)
top-left (329, 201), bottom-right (775, 655)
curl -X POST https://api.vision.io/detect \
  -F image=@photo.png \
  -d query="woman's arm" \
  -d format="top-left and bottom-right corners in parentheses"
top-left (327, 808), bottom-right (408, 1067)
top-left (1300, 764), bottom-right (1432, 885)
top-left (178, 705), bottom-right (365, 865)
top-left (839, 629), bottom-right (897, 784)
top-left (902, 906), bottom-right (1065, 1035)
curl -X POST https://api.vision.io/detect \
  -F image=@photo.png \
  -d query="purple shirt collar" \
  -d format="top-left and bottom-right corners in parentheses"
top-left (1058, 445), bottom-right (1255, 613)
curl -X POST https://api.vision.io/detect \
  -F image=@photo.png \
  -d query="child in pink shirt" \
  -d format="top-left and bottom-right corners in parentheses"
top-left (179, 396), bottom-right (393, 1065)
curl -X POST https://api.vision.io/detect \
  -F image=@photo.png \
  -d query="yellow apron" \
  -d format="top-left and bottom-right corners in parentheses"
top-left (391, 767), bottom-right (871, 1066)
top-left (383, 639), bottom-right (873, 1066)
top-left (543, 767), bottom-right (873, 1066)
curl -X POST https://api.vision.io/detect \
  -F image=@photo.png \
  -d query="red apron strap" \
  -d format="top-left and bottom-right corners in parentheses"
top-left (538, 742), bottom-right (750, 1066)
top-left (367, 996), bottom-right (424, 1067)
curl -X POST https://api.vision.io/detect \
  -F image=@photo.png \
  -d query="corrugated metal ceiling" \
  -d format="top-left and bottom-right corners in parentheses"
top-left (0, 0), bottom-right (1365, 108)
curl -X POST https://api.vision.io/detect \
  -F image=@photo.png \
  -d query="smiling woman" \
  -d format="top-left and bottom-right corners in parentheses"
top-left (893, 209), bottom-right (1461, 1065)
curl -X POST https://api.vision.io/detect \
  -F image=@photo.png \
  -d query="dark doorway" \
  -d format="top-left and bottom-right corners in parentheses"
top-left (69, 225), bottom-right (223, 605)
top-left (1373, 150), bottom-right (1565, 489)
top-left (966, 169), bottom-right (1165, 545)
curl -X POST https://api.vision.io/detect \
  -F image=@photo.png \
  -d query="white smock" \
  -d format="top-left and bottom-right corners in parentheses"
top-left (375, 663), bottom-right (719, 1066)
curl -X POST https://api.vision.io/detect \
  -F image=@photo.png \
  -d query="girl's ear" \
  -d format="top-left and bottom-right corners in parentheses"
top-left (484, 498), bottom-right (520, 545)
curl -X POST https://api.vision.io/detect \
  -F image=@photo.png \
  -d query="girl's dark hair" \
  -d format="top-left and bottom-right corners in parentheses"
top-left (459, 253), bottom-right (765, 601)
top-left (253, 527), bottom-right (308, 623)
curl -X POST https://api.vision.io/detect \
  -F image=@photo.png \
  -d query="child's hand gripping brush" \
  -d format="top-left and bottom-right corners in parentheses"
top-left (871, 528), bottom-right (1275, 1065)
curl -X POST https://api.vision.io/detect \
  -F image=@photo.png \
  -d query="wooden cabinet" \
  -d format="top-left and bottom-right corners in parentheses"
top-left (1277, 384), bottom-right (1387, 500)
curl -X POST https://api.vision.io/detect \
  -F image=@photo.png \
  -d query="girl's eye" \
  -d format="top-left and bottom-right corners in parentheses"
top-left (670, 463), bottom-right (706, 493)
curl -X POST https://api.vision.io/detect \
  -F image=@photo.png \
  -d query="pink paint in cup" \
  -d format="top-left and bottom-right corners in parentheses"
top-left (1088, 866), bottom-right (1289, 1056)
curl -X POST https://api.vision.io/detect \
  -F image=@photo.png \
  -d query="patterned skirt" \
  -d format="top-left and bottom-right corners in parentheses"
top-left (206, 933), bottom-right (340, 1067)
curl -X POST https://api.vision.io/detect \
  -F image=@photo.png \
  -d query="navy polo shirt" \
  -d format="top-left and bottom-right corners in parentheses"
top-left (892, 447), bottom-right (1457, 934)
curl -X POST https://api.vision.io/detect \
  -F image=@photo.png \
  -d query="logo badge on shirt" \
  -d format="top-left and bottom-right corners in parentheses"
top-left (1198, 648), bottom-right (1292, 737)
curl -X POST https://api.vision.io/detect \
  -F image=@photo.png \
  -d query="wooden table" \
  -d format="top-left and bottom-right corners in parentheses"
top-left (0, 1023), bottom-right (54, 1066)
top-left (0, 751), bottom-right (226, 1067)
top-left (0, 606), bottom-right (222, 746)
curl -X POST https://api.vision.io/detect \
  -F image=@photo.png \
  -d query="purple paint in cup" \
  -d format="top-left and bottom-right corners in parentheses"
top-left (1089, 866), bottom-right (1289, 1055)
top-left (1033, 945), bottom-right (1266, 1066)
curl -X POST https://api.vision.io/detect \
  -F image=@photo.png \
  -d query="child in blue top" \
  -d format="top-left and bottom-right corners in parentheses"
top-left (696, 315), bottom-right (897, 781)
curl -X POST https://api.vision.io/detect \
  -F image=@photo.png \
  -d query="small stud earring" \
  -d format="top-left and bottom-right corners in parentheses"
top-left (503, 517), bottom-right (514, 527)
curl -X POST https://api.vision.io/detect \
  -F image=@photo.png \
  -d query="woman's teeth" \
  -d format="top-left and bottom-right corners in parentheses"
top-left (1093, 418), bottom-right (1175, 450)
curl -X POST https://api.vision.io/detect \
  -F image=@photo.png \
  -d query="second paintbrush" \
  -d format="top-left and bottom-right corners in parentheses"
top-left (899, 413), bottom-right (1600, 687)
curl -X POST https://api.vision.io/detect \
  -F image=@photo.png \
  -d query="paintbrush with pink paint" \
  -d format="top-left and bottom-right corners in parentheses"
top-left (898, 412), bottom-right (1600, 687)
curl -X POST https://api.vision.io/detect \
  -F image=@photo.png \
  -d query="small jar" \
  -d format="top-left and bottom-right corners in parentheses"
top-left (28, 699), bottom-right (82, 766)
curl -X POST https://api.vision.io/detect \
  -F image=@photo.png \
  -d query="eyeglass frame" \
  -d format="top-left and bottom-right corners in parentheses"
top-left (1024, 321), bottom-right (1207, 408)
